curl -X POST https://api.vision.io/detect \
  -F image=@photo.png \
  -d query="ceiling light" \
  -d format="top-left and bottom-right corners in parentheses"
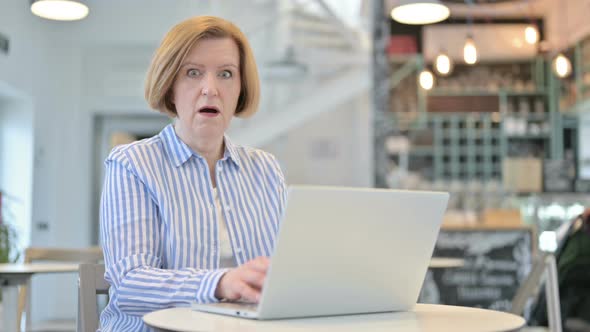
top-left (390, 0), bottom-right (450, 25)
top-left (525, 25), bottom-right (539, 45)
top-left (419, 69), bottom-right (435, 90)
top-left (434, 51), bottom-right (453, 76)
top-left (30, 0), bottom-right (89, 21)
top-left (553, 53), bottom-right (572, 78)
top-left (463, 35), bottom-right (478, 65)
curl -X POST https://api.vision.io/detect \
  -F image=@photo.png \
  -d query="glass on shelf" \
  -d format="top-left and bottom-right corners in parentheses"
top-left (514, 79), bottom-right (525, 92)
top-left (524, 80), bottom-right (536, 92)
top-left (534, 99), bottom-right (545, 115)
top-left (528, 123), bottom-right (541, 135)
top-left (517, 97), bottom-right (530, 115)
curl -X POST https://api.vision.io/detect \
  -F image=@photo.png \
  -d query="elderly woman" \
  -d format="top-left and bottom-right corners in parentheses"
top-left (99, 16), bottom-right (287, 331)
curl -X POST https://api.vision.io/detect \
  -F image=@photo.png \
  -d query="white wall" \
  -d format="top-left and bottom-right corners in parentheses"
top-left (0, 0), bottom-right (59, 323)
top-left (264, 92), bottom-right (373, 187)
top-left (0, 97), bottom-right (34, 253)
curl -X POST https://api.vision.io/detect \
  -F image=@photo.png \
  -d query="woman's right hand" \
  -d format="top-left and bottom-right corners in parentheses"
top-left (214, 256), bottom-right (270, 303)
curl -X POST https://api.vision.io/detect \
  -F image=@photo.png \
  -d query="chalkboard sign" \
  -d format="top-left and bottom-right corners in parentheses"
top-left (420, 228), bottom-right (533, 311)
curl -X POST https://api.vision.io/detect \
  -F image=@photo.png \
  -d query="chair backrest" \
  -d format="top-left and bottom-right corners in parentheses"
top-left (78, 263), bottom-right (109, 332)
top-left (511, 253), bottom-right (563, 332)
top-left (23, 247), bottom-right (104, 264)
top-left (17, 246), bottom-right (104, 331)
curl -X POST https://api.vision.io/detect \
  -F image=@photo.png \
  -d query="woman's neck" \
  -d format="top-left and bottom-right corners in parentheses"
top-left (174, 124), bottom-right (224, 171)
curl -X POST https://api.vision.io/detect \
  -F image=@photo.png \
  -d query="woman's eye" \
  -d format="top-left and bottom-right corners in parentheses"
top-left (219, 70), bottom-right (232, 78)
top-left (187, 69), bottom-right (201, 77)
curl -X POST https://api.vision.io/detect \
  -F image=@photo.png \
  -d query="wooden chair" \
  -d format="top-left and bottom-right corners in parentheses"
top-left (17, 247), bottom-right (103, 331)
top-left (77, 263), bottom-right (109, 332)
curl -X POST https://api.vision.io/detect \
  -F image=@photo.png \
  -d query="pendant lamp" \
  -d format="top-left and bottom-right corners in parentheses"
top-left (391, 0), bottom-right (450, 25)
top-left (553, 53), bottom-right (572, 78)
top-left (434, 50), bottom-right (453, 76)
top-left (419, 69), bottom-right (435, 90)
top-left (463, 35), bottom-right (478, 65)
top-left (30, 0), bottom-right (89, 21)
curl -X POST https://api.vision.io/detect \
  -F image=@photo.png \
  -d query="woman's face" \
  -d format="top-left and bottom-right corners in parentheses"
top-left (172, 37), bottom-right (241, 143)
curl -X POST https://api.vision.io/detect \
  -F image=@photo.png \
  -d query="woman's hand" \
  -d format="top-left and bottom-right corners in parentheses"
top-left (215, 256), bottom-right (270, 303)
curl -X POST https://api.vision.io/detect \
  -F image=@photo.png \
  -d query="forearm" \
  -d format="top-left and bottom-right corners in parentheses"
top-left (111, 261), bottom-right (228, 315)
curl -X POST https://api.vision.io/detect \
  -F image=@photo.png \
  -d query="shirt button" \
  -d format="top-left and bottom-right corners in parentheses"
top-left (224, 205), bottom-right (231, 212)
top-left (218, 166), bottom-right (223, 172)
top-left (235, 248), bottom-right (242, 253)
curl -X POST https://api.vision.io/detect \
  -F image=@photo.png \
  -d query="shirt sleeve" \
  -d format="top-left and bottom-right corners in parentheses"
top-left (100, 155), bottom-right (227, 316)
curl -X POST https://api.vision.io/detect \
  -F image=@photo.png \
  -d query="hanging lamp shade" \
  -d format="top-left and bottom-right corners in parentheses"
top-left (524, 25), bottom-right (539, 45)
top-left (419, 69), bottom-right (435, 90)
top-left (463, 35), bottom-right (478, 65)
top-left (434, 51), bottom-right (453, 76)
top-left (553, 53), bottom-right (572, 78)
top-left (390, 0), bottom-right (450, 25)
top-left (30, 0), bottom-right (89, 21)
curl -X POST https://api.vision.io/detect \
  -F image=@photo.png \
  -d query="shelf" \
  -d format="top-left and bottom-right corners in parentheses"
top-left (428, 90), bottom-right (499, 97)
top-left (427, 89), bottom-right (546, 97)
top-left (504, 89), bottom-right (547, 96)
top-left (382, 55), bottom-right (559, 186)
top-left (505, 134), bottom-right (550, 139)
top-left (409, 147), bottom-right (435, 155)
top-left (504, 113), bottom-right (549, 121)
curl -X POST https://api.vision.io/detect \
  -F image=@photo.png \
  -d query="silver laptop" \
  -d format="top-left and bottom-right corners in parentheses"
top-left (192, 185), bottom-right (449, 320)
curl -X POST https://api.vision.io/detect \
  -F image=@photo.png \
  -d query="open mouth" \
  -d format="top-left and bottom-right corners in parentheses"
top-left (198, 106), bottom-right (220, 115)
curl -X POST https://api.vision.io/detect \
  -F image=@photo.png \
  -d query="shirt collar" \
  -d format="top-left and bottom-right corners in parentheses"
top-left (222, 135), bottom-right (242, 169)
top-left (160, 124), bottom-right (193, 167)
top-left (160, 124), bottom-right (241, 169)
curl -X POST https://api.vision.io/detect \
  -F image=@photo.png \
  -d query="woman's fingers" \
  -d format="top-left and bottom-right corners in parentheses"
top-left (246, 256), bottom-right (270, 273)
top-left (215, 257), bottom-right (271, 302)
top-left (240, 268), bottom-right (266, 290)
top-left (236, 280), bottom-right (261, 303)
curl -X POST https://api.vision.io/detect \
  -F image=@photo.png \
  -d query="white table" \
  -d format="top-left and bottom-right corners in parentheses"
top-left (0, 263), bottom-right (79, 332)
top-left (429, 257), bottom-right (465, 269)
top-left (143, 303), bottom-right (525, 332)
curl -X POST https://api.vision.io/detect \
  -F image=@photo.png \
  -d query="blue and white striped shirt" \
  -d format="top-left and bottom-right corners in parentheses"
top-left (99, 124), bottom-right (287, 331)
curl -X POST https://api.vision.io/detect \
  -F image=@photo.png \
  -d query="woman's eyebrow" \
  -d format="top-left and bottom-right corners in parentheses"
top-left (180, 62), bottom-right (202, 68)
top-left (179, 62), bottom-right (238, 69)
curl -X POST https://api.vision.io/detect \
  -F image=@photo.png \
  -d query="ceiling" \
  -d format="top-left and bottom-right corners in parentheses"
top-left (443, 0), bottom-right (524, 3)
top-left (384, 0), bottom-right (548, 19)
top-left (436, 0), bottom-right (547, 19)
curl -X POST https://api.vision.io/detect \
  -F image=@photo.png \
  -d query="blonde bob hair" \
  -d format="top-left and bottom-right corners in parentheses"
top-left (145, 16), bottom-right (260, 118)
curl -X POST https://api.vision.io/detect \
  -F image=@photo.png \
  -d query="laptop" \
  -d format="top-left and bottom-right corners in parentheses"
top-left (192, 185), bottom-right (449, 320)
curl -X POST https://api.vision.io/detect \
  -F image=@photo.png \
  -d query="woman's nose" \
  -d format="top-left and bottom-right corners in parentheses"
top-left (201, 74), bottom-right (218, 97)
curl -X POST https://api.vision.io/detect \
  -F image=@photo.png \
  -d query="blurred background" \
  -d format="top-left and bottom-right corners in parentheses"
top-left (1, 0), bottom-right (589, 329)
